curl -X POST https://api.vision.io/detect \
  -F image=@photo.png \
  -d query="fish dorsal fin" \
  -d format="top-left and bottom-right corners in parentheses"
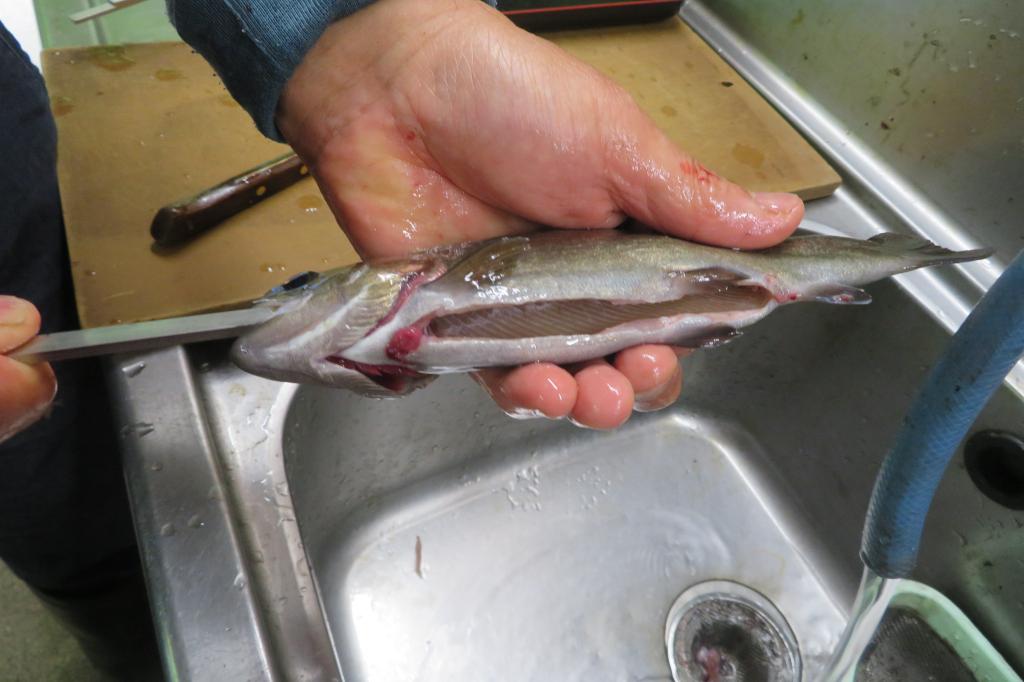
top-left (443, 236), bottom-right (531, 288)
top-left (809, 284), bottom-right (872, 305)
top-left (868, 232), bottom-right (945, 255)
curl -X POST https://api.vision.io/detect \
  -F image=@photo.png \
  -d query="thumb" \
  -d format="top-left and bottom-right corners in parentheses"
top-left (602, 112), bottom-right (804, 249)
top-left (0, 295), bottom-right (41, 352)
top-left (0, 296), bottom-right (56, 443)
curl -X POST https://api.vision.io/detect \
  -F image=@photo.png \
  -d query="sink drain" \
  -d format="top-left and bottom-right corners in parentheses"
top-left (665, 580), bottom-right (801, 682)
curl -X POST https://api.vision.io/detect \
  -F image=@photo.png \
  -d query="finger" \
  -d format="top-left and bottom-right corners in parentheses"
top-left (613, 345), bottom-right (684, 412)
top-left (612, 344), bottom-right (679, 394)
top-left (570, 362), bottom-right (634, 430)
top-left (0, 356), bottom-right (56, 444)
top-left (0, 295), bottom-right (41, 353)
top-left (602, 103), bottom-right (803, 249)
top-left (635, 363), bottom-right (682, 413)
top-left (474, 362), bottom-right (577, 419)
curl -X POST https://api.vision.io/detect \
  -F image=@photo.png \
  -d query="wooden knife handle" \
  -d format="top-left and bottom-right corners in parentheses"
top-left (151, 153), bottom-right (308, 246)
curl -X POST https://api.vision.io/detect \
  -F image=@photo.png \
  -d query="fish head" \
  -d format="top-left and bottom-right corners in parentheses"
top-left (232, 261), bottom-right (437, 396)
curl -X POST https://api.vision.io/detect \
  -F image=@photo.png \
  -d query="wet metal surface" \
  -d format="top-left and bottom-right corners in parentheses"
top-left (105, 5), bottom-right (1024, 680)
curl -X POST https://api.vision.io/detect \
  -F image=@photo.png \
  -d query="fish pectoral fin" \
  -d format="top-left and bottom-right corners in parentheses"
top-left (810, 284), bottom-right (872, 305)
top-left (678, 266), bottom-right (750, 283)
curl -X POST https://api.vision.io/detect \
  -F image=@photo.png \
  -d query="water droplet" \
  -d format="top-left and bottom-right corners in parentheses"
top-left (150, 461), bottom-right (163, 472)
top-left (296, 195), bottom-right (323, 213)
top-left (121, 361), bottom-right (146, 377)
top-left (233, 573), bottom-right (247, 590)
top-left (187, 514), bottom-right (203, 529)
top-left (159, 523), bottom-right (175, 537)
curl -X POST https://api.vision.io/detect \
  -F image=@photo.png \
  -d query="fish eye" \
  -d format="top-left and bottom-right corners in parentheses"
top-left (265, 271), bottom-right (320, 297)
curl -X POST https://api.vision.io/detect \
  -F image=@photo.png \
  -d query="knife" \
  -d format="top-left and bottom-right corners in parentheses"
top-left (8, 307), bottom-right (276, 364)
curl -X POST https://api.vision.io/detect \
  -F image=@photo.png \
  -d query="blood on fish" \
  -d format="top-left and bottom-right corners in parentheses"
top-left (404, 131), bottom-right (416, 141)
top-left (386, 325), bottom-right (424, 360)
top-left (325, 356), bottom-right (419, 377)
top-left (325, 355), bottom-right (421, 392)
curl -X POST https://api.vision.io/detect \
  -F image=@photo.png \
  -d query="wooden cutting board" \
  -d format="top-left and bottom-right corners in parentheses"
top-left (42, 18), bottom-right (839, 328)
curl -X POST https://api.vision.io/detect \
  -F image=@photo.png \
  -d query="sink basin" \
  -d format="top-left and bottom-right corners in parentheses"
top-left (284, 378), bottom-right (844, 680)
top-left (107, 183), bottom-right (1024, 681)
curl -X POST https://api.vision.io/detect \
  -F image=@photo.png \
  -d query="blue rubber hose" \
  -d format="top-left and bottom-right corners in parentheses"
top-left (861, 249), bottom-right (1024, 578)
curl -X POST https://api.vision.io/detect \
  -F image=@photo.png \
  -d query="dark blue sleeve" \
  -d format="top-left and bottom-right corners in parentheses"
top-left (166, 0), bottom-right (376, 140)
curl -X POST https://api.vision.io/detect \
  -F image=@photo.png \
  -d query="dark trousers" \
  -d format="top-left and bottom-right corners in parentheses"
top-left (0, 18), bottom-right (136, 597)
top-left (0, 22), bottom-right (159, 678)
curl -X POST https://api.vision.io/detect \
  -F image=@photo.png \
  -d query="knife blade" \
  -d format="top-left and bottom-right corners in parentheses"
top-left (8, 307), bottom-right (276, 364)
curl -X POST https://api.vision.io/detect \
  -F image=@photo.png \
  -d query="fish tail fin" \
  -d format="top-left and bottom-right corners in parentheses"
top-left (868, 233), bottom-right (994, 266)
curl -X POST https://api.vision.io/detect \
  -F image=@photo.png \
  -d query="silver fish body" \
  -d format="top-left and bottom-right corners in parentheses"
top-left (232, 229), bottom-right (991, 396)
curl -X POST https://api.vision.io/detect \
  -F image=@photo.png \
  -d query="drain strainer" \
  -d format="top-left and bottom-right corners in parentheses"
top-left (666, 580), bottom-right (801, 682)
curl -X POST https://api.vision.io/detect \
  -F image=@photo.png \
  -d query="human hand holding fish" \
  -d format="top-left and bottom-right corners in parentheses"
top-left (273, 0), bottom-right (805, 428)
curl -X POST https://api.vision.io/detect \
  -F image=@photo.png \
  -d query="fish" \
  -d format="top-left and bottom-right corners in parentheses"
top-left (231, 229), bottom-right (991, 396)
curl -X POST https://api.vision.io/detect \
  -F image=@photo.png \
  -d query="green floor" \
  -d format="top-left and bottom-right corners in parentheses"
top-left (0, 562), bottom-right (113, 682)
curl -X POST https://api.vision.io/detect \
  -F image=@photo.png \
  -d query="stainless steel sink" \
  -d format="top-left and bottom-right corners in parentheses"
top-left (283, 378), bottom-right (845, 681)
top-left (103, 2), bottom-right (1024, 680)
top-left (108, 190), bottom-right (1024, 679)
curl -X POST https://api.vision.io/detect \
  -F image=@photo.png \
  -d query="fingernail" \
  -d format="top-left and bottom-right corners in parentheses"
top-left (502, 406), bottom-right (551, 421)
top-left (752, 191), bottom-right (799, 214)
top-left (634, 364), bottom-right (682, 413)
top-left (0, 296), bottom-right (29, 327)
